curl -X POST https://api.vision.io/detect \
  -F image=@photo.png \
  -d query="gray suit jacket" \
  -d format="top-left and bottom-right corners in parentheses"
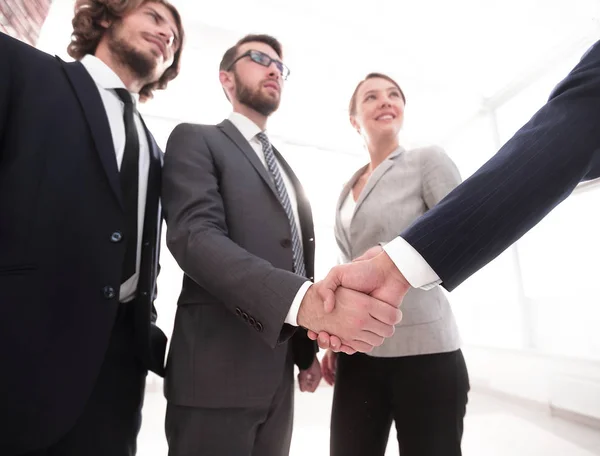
top-left (334, 146), bottom-right (462, 357)
top-left (162, 120), bottom-right (317, 408)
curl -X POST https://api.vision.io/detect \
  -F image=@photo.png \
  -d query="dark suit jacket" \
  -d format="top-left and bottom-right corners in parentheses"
top-left (0, 33), bottom-right (166, 455)
top-left (400, 40), bottom-right (600, 291)
top-left (162, 120), bottom-right (317, 408)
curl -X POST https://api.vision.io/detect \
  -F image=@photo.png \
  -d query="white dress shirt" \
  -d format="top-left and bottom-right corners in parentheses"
top-left (80, 55), bottom-right (150, 303)
top-left (383, 237), bottom-right (442, 290)
top-left (228, 112), bottom-right (310, 326)
top-left (339, 190), bottom-right (356, 242)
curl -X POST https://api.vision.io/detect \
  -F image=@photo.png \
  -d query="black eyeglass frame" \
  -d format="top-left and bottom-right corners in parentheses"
top-left (226, 49), bottom-right (290, 80)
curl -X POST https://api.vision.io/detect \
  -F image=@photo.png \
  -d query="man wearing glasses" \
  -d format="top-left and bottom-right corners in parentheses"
top-left (161, 34), bottom-right (402, 455)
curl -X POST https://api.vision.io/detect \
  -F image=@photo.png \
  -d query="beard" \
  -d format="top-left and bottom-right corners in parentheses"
top-left (234, 72), bottom-right (280, 116)
top-left (106, 22), bottom-right (156, 81)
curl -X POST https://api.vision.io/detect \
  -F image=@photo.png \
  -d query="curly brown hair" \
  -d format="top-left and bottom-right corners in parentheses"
top-left (68, 0), bottom-right (184, 102)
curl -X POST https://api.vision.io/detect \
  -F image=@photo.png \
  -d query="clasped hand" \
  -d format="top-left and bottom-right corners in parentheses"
top-left (297, 247), bottom-right (410, 355)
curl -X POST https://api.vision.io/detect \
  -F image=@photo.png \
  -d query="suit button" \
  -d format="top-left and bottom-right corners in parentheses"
top-left (249, 316), bottom-right (256, 326)
top-left (256, 322), bottom-right (264, 332)
top-left (143, 241), bottom-right (150, 247)
top-left (309, 276), bottom-right (314, 281)
top-left (280, 239), bottom-right (292, 248)
top-left (103, 286), bottom-right (116, 299)
top-left (308, 238), bottom-right (314, 242)
top-left (242, 312), bottom-right (249, 322)
top-left (110, 231), bottom-right (123, 243)
top-left (235, 307), bottom-right (243, 317)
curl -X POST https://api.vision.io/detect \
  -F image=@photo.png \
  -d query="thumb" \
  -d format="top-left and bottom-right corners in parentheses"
top-left (353, 245), bottom-right (384, 263)
top-left (317, 268), bottom-right (344, 313)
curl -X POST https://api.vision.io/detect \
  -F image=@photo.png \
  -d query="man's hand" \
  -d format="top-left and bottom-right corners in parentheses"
top-left (297, 281), bottom-right (402, 354)
top-left (321, 350), bottom-right (337, 386)
top-left (308, 250), bottom-right (411, 352)
top-left (298, 357), bottom-right (322, 393)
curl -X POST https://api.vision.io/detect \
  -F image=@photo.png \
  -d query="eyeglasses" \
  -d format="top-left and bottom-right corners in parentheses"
top-left (227, 50), bottom-right (290, 81)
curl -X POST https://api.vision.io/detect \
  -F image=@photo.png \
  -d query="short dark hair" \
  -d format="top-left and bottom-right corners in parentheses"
top-left (219, 34), bottom-right (283, 72)
top-left (349, 72), bottom-right (406, 116)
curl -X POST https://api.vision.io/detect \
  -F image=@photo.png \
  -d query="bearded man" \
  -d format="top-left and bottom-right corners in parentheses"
top-left (0, 1), bottom-right (184, 455)
top-left (161, 33), bottom-right (401, 456)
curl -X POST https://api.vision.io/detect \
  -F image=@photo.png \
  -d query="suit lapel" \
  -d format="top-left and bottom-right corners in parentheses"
top-left (60, 58), bottom-right (123, 209)
top-left (334, 166), bottom-right (366, 259)
top-left (273, 147), bottom-right (315, 279)
top-left (354, 147), bottom-right (405, 215)
top-left (218, 119), bottom-right (279, 198)
top-left (140, 120), bottom-right (162, 260)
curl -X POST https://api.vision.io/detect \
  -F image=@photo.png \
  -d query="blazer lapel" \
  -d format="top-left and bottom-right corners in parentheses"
top-left (60, 58), bottom-right (123, 209)
top-left (273, 147), bottom-right (316, 279)
top-left (354, 147), bottom-right (405, 215)
top-left (334, 166), bottom-right (366, 259)
top-left (218, 119), bottom-right (278, 198)
top-left (140, 120), bottom-right (163, 263)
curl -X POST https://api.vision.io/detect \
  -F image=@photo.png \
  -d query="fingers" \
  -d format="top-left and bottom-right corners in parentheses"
top-left (297, 373), bottom-right (306, 392)
top-left (307, 330), bottom-right (318, 340)
top-left (338, 344), bottom-right (356, 355)
top-left (362, 317), bottom-right (397, 339)
top-left (341, 338), bottom-right (375, 353)
top-left (333, 288), bottom-right (399, 343)
top-left (368, 299), bottom-right (404, 327)
top-left (317, 332), bottom-right (331, 350)
top-left (329, 335), bottom-right (342, 350)
top-left (298, 373), bottom-right (316, 392)
top-left (348, 331), bottom-right (385, 353)
top-left (317, 267), bottom-right (344, 312)
top-left (322, 351), bottom-right (336, 385)
top-left (353, 245), bottom-right (384, 262)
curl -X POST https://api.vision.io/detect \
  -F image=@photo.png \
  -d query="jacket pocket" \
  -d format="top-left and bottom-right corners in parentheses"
top-left (0, 264), bottom-right (37, 276)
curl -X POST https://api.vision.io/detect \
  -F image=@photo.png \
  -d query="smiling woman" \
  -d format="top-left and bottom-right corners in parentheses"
top-left (68, 0), bottom-right (185, 101)
top-left (321, 72), bottom-right (470, 456)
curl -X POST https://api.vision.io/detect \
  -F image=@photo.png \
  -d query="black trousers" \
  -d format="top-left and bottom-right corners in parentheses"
top-left (330, 350), bottom-right (470, 456)
top-left (22, 303), bottom-right (148, 456)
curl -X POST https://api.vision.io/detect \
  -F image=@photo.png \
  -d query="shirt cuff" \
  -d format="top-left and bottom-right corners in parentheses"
top-left (382, 237), bottom-right (441, 290)
top-left (285, 281), bottom-right (312, 326)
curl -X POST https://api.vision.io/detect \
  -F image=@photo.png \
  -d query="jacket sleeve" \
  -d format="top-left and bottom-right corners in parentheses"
top-left (401, 41), bottom-right (600, 291)
top-left (162, 123), bottom-right (304, 348)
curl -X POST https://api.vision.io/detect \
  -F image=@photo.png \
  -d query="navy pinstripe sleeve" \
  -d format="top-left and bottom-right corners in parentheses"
top-left (400, 40), bottom-right (600, 291)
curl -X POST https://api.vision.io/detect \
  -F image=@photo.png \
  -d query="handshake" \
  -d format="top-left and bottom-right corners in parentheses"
top-left (296, 246), bottom-right (411, 354)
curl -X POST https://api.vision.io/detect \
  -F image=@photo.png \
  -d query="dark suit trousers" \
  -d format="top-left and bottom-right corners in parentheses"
top-left (22, 303), bottom-right (148, 456)
top-left (330, 350), bottom-right (470, 456)
top-left (165, 356), bottom-right (294, 456)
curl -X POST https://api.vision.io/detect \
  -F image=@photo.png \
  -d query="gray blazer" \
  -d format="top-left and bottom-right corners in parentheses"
top-left (334, 146), bottom-right (462, 357)
top-left (162, 120), bottom-right (317, 408)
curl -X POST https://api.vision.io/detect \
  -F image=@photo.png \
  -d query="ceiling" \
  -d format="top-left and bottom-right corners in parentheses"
top-left (40, 0), bottom-right (600, 153)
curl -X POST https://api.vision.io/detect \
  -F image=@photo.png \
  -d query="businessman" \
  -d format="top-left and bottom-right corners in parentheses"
top-left (162, 34), bottom-right (401, 455)
top-left (312, 40), bottom-right (600, 352)
top-left (0, 1), bottom-right (184, 454)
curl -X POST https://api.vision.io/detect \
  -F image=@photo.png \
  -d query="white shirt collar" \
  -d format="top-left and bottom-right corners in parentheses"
top-left (80, 54), bottom-right (140, 105)
top-left (228, 112), bottom-right (265, 142)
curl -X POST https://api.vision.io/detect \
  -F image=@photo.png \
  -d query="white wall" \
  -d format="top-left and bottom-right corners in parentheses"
top-left (465, 346), bottom-right (600, 423)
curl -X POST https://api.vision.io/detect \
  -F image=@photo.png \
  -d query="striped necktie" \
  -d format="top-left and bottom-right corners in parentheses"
top-left (256, 132), bottom-right (306, 277)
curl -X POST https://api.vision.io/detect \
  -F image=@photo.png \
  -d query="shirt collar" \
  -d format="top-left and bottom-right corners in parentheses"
top-left (228, 112), bottom-right (265, 142)
top-left (80, 54), bottom-right (140, 105)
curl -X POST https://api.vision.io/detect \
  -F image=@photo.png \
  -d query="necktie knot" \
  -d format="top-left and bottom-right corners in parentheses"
top-left (255, 132), bottom-right (270, 149)
top-left (114, 88), bottom-right (134, 106)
